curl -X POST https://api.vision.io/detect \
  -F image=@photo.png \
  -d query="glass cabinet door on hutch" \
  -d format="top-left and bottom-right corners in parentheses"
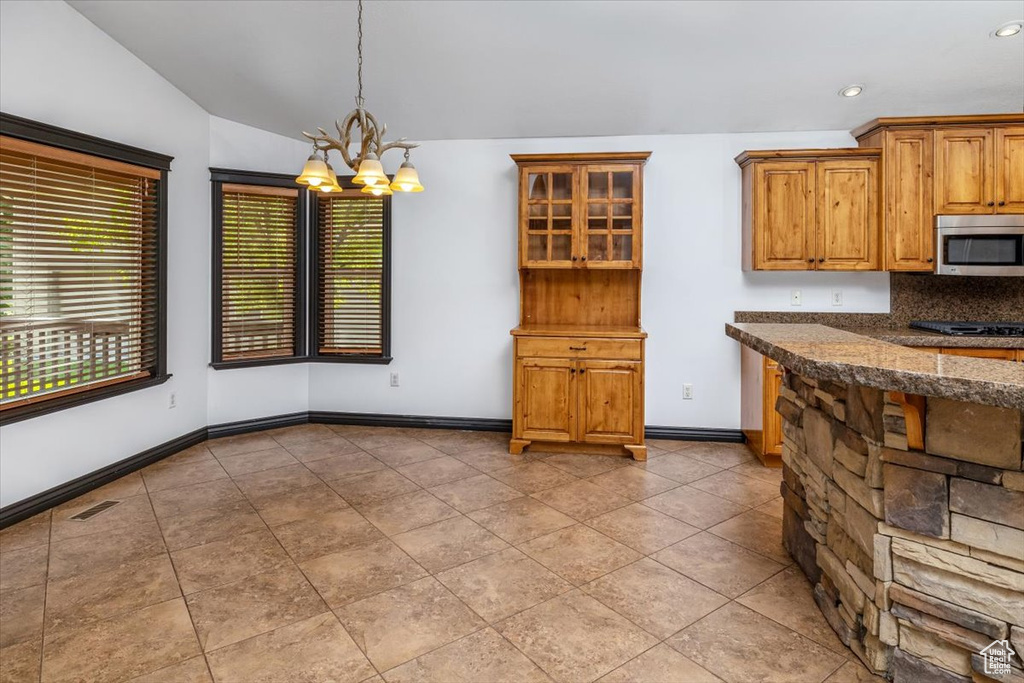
top-left (582, 164), bottom-right (641, 267)
top-left (520, 166), bottom-right (576, 267)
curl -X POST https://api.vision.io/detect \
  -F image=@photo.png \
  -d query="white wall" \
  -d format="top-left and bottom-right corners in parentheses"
top-left (308, 132), bottom-right (890, 428)
top-left (0, 0), bottom-right (211, 506)
top-left (205, 116), bottom-right (311, 425)
top-left (0, 6), bottom-right (311, 506)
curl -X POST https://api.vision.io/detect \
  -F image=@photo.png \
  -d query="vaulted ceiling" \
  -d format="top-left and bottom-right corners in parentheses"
top-left (69, 0), bottom-right (1024, 141)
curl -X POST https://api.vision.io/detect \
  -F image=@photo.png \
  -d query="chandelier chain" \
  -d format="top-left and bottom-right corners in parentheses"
top-left (301, 0), bottom-right (419, 174)
top-left (356, 0), bottom-right (364, 108)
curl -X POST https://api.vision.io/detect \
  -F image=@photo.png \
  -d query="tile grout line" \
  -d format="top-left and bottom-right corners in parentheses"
top-left (35, 509), bottom-right (53, 681)
top-left (141, 484), bottom-right (211, 678)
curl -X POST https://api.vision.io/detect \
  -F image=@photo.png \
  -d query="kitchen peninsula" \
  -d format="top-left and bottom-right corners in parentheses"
top-left (727, 323), bottom-right (1024, 682)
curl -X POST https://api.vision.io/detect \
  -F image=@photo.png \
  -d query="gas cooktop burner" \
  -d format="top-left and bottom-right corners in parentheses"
top-left (910, 321), bottom-right (1024, 337)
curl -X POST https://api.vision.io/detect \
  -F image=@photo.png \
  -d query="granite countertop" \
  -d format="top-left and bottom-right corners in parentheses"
top-left (726, 323), bottom-right (1024, 410)
top-left (732, 312), bottom-right (1024, 349)
top-left (844, 327), bottom-right (1024, 349)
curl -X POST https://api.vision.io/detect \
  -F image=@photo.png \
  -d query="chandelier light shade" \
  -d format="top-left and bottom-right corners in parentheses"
top-left (315, 163), bottom-right (344, 193)
top-left (295, 153), bottom-right (332, 187)
top-left (299, 0), bottom-right (424, 193)
top-left (352, 153), bottom-right (387, 186)
top-left (362, 182), bottom-right (393, 196)
top-left (390, 159), bottom-right (424, 193)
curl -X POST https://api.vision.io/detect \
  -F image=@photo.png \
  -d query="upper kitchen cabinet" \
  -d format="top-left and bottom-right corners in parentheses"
top-left (934, 128), bottom-right (994, 214)
top-left (853, 114), bottom-right (1024, 270)
top-left (996, 127), bottom-right (1024, 213)
top-left (737, 149), bottom-right (881, 271)
top-left (513, 153), bottom-right (649, 269)
top-left (934, 125), bottom-right (1024, 214)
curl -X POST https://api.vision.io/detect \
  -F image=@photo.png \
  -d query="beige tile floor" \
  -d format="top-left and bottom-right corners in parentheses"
top-left (0, 425), bottom-right (885, 683)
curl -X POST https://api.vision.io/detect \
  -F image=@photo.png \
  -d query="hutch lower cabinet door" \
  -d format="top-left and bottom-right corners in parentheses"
top-left (577, 360), bottom-right (642, 444)
top-left (514, 358), bottom-right (576, 442)
top-left (513, 355), bottom-right (644, 449)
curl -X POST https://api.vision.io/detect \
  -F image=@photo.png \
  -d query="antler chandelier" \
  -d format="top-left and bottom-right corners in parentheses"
top-left (296, 0), bottom-right (423, 195)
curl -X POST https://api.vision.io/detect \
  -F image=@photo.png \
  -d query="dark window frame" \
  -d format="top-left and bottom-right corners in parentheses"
top-left (0, 112), bottom-right (172, 426)
top-left (210, 168), bottom-right (308, 369)
top-left (209, 172), bottom-right (392, 369)
top-left (310, 179), bottom-right (393, 365)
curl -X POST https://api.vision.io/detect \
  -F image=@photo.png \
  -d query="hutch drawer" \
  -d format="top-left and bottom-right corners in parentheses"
top-left (516, 337), bottom-right (642, 360)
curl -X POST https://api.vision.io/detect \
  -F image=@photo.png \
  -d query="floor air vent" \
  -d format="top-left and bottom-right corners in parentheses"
top-left (70, 500), bottom-right (121, 521)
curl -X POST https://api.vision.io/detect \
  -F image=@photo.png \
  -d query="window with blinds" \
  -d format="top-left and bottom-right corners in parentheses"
top-left (215, 182), bottom-right (300, 362)
top-left (315, 191), bottom-right (390, 359)
top-left (0, 133), bottom-right (165, 415)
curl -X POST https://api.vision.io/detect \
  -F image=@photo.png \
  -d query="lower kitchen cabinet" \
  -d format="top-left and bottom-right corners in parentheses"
top-left (740, 347), bottom-right (783, 468)
top-left (938, 347), bottom-right (1020, 361)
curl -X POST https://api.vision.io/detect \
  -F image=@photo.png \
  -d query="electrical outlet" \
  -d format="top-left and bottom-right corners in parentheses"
top-left (790, 290), bottom-right (802, 306)
top-left (683, 383), bottom-right (694, 400)
top-left (389, 372), bottom-right (400, 388)
top-left (168, 392), bottom-right (177, 409)
top-left (831, 289), bottom-right (843, 307)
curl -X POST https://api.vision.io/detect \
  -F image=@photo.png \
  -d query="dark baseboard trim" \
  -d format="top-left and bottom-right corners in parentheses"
top-left (0, 411), bottom-right (745, 529)
top-left (206, 412), bottom-right (310, 439)
top-left (309, 411), bottom-right (513, 433)
top-left (0, 427), bottom-right (207, 529)
top-left (644, 425), bottom-right (746, 443)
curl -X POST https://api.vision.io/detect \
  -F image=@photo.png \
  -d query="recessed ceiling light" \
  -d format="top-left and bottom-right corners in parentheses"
top-left (993, 21), bottom-right (1022, 37)
top-left (839, 85), bottom-right (863, 98)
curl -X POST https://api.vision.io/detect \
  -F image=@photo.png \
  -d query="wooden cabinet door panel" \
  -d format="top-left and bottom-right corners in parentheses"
top-left (577, 360), bottom-right (641, 444)
top-left (940, 348), bottom-right (1018, 361)
top-left (763, 358), bottom-right (783, 456)
top-left (754, 162), bottom-right (815, 270)
top-left (515, 358), bottom-right (576, 441)
top-left (885, 130), bottom-right (935, 271)
top-left (520, 166), bottom-right (578, 268)
top-left (996, 127), bottom-right (1024, 213)
top-left (580, 164), bottom-right (641, 269)
top-left (816, 160), bottom-right (879, 270)
top-left (935, 129), bottom-right (994, 214)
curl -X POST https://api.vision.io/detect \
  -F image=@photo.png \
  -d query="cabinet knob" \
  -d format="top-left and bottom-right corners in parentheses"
top-left (571, 256), bottom-right (577, 261)
top-left (999, 201), bottom-right (1006, 206)
top-left (581, 256), bottom-right (587, 261)
top-left (570, 368), bottom-right (576, 374)
top-left (927, 257), bottom-right (934, 263)
top-left (579, 368), bottom-right (586, 374)
top-left (818, 258), bottom-right (825, 263)
top-left (807, 258), bottom-right (815, 263)
top-left (987, 201), bottom-right (995, 207)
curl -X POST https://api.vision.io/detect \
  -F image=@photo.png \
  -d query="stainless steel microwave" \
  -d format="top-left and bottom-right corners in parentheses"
top-left (935, 215), bottom-right (1024, 276)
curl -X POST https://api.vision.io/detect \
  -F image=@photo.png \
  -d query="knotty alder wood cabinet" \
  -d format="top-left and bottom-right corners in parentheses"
top-left (740, 348), bottom-right (783, 467)
top-left (737, 149), bottom-right (881, 271)
top-left (510, 152), bottom-right (650, 461)
top-left (739, 114), bottom-right (1024, 273)
top-left (853, 114), bottom-right (1024, 271)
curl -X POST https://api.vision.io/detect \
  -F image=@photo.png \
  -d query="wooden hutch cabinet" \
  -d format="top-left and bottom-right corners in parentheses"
top-left (510, 152), bottom-right (650, 460)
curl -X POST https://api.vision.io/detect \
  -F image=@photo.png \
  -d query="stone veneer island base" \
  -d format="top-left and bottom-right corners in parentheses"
top-left (727, 324), bottom-right (1024, 683)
